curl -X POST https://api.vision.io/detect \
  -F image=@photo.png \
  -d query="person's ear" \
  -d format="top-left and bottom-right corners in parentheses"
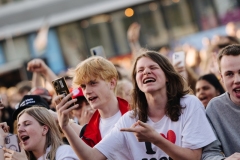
top-left (42, 125), bottom-right (49, 136)
top-left (110, 78), bottom-right (117, 89)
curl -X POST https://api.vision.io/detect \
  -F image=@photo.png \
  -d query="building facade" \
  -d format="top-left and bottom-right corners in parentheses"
top-left (0, 0), bottom-right (240, 87)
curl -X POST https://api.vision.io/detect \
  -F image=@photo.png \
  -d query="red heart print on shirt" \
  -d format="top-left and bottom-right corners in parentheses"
top-left (160, 130), bottom-right (176, 144)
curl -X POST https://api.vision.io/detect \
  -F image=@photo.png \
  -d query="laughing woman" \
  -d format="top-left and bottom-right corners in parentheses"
top-left (195, 73), bottom-right (225, 108)
top-left (1, 106), bottom-right (79, 160)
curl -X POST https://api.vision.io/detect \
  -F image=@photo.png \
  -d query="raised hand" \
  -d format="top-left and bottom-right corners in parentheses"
top-left (3, 143), bottom-right (28, 160)
top-left (27, 58), bottom-right (58, 82)
top-left (173, 61), bottom-right (188, 80)
top-left (120, 120), bottom-right (158, 143)
top-left (0, 122), bottom-right (9, 138)
top-left (55, 93), bottom-right (79, 129)
top-left (173, 61), bottom-right (185, 73)
top-left (79, 105), bottom-right (95, 125)
top-left (127, 22), bottom-right (141, 43)
top-left (27, 59), bottom-right (48, 75)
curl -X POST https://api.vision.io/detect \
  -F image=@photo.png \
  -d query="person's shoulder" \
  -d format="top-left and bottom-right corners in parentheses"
top-left (115, 110), bottom-right (138, 129)
top-left (56, 145), bottom-right (79, 159)
top-left (57, 144), bottom-right (71, 149)
top-left (182, 94), bottom-right (199, 101)
top-left (206, 93), bottom-right (227, 110)
top-left (205, 93), bottom-right (227, 115)
top-left (117, 110), bottom-right (136, 124)
top-left (56, 144), bottom-right (72, 153)
top-left (181, 94), bottom-right (203, 105)
top-left (180, 94), bottom-right (205, 112)
top-left (121, 110), bottom-right (134, 119)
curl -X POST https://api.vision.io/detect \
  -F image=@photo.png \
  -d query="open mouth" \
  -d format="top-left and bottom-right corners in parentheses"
top-left (143, 78), bottom-right (156, 84)
top-left (88, 96), bottom-right (97, 102)
top-left (233, 88), bottom-right (240, 98)
top-left (199, 96), bottom-right (207, 101)
top-left (234, 88), bottom-right (240, 93)
top-left (20, 135), bottom-right (30, 143)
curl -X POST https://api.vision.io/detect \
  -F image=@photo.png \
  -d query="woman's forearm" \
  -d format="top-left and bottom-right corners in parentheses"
top-left (153, 135), bottom-right (202, 160)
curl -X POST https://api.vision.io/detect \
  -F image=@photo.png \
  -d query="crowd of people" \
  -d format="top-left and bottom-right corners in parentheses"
top-left (0, 21), bottom-right (240, 160)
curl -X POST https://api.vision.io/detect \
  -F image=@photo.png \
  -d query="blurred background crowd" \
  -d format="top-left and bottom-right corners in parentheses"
top-left (1, 0), bottom-right (240, 131)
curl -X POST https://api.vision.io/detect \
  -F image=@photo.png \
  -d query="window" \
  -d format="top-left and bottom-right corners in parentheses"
top-left (136, 2), bottom-right (169, 48)
top-left (57, 23), bottom-right (88, 67)
top-left (194, 0), bottom-right (218, 30)
top-left (213, 0), bottom-right (240, 24)
top-left (161, 0), bottom-right (197, 38)
top-left (3, 36), bottom-right (30, 62)
top-left (81, 14), bottom-right (115, 58)
top-left (110, 10), bottom-right (135, 55)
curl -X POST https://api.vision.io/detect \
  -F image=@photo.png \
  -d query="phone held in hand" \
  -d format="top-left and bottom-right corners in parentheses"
top-left (5, 134), bottom-right (20, 152)
top-left (90, 46), bottom-right (106, 58)
top-left (172, 51), bottom-right (185, 67)
top-left (52, 77), bottom-right (75, 107)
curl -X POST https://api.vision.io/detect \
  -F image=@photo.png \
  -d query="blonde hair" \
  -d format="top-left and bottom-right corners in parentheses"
top-left (115, 79), bottom-right (133, 103)
top-left (72, 56), bottom-right (118, 88)
top-left (17, 106), bottom-right (63, 160)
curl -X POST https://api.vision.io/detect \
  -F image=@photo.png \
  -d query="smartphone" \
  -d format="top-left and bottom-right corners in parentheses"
top-left (90, 46), bottom-right (106, 58)
top-left (5, 134), bottom-right (20, 152)
top-left (52, 77), bottom-right (75, 107)
top-left (172, 51), bottom-right (185, 67)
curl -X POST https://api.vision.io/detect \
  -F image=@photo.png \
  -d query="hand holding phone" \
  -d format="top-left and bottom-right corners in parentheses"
top-left (52, 77), bottom-right (75, 108)
top-left (172, 51), bottom-right (185, 67)
top-left (172, 51), bottom-right (188, 79)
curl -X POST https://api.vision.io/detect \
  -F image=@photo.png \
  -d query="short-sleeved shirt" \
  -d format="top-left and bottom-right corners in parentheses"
top-left (95, 95), bottom-right (216, 160)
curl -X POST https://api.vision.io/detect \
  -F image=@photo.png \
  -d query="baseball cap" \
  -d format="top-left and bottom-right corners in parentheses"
top-left (12, 95), bottom-right (50, 120)
top-left (71, 88), bottom-right (84, 99)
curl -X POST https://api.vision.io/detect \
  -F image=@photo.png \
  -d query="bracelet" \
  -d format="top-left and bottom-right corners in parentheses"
top-left (0, 145), bottom-right (3, 149)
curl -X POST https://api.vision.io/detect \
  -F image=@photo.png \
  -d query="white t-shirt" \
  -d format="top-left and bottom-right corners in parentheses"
top-left (100, 110), bottom-right (121, 138)
top-left (37, 145), bottom-right (79, 160)
top-left (95, 95), bottom-right (216, 160)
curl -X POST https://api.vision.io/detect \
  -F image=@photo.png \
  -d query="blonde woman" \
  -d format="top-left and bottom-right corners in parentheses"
top-left (1, 106), bottom-right (79, 160)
